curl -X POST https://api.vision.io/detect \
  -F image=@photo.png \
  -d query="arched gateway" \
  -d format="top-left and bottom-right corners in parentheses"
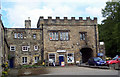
top-left (80, 48), bottom-right (93, 63)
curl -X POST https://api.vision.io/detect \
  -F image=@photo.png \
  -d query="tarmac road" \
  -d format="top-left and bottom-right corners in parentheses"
top-left (19, 66), bottom-right (119, 77)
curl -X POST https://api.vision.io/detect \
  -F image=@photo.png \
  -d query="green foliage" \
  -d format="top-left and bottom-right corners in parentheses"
top-left (99, 1), bottom-right (120, 57)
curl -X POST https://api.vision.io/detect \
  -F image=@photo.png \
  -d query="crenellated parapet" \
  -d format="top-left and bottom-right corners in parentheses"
top-left (37, 16), bottom-right (97, 28)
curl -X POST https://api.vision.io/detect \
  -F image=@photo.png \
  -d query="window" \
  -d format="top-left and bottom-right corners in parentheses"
top-left (21, 33), bottom-right (23, 38)
top-left (67, 53), bottom-right (74, 63)
top-left (18, 33), bottom-right (20, 38)
top-left (22, 57), bottom-right (27, 64)
top-left (35, 56), bottom-right (39, 63)
top-left (22, 46), bottom-right (28, 51)
top-left (14, 33), bottom-right (17, 38)
top-left (34, 46), bottom-right (38, 51)
top-left (60, 32), bottom-right (69, 40)
top-left (33, 34), bottom-right (36, 39)
top-left (80, 32), bottom-right (86, 40)
top-left (14, 33), bottom-right (23, 39)
top-left (10, 46), bottom-right (16, 51)
top-left (49, 32), bottom-right (58, 40)
top-left (49, 54), bottom-right (56, 63)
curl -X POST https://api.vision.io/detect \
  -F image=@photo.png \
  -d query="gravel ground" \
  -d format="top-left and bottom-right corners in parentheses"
top-left (8, 66), bottom-right (119, 77)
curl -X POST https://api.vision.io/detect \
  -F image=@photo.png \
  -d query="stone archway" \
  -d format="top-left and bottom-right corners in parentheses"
top-left (80, 48), bottom-right (93, 63)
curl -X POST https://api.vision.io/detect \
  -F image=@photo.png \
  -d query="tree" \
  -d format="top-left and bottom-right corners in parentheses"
top-left (99, 1), bottom-right (120, 57)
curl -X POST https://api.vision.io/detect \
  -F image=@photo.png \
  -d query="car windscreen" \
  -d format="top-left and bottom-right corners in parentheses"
top-left (112, 57), bottom-right (118, 60)
top-left (118, 58), bottom-right (120, 61)
top-left (94, 57), bottom-right (102, 61)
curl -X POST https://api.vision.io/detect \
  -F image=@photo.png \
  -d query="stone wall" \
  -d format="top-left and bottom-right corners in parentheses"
top-left (37, 16), bottom-right (99, 65)
top-left (0, 20), bottom-right (3, 77)
top-left (0, 20), bottom-right (9, 76)
top-left (5, 28), bottom-right (42, 67)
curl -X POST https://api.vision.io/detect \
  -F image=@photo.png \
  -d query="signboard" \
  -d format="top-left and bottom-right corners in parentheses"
top-left (57, 50), bottom-right (66, 52)
top-left (97, 53), bottom-right (104, 56)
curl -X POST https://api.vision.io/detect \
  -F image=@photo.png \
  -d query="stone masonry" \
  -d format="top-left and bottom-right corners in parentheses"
top-left (2, 16), bottom-right (99, 67)
top-left (0, 19), bottom-right (9, 76)
top-left (5, 18), bottom-right (42, 67)
top-left (37, 16), bottom-right (99, 65)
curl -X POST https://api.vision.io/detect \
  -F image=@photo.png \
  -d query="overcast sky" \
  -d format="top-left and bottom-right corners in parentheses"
top-left (1, 0), bottom-right (109, 28)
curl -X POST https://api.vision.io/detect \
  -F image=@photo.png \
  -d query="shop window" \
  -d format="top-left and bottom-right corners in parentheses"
top-left (35, 56), bottom-right (39, 63)
top-left (49, 54), bottom-right (56, 62)
top-left (10, 46), bottom-right (16, 51)
top-left (49, 32), bottom-right (58, 40)
top-left (67, 53), bottom-right (74, 63)
top-left (22, 57), bottom-right (27, 64)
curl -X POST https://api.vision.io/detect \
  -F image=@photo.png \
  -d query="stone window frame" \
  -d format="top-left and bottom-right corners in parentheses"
top-left (34, 56), bottom-right (39, 63)
top-left (34, 45), bottom-right (38, 51)
top-left (48, 30), bottom-right (70, 41)
top-left (14, 32), bottom-right (24, 39)
top-left (10, 46), bottom-right (16, 51)
top-left (48, 53), bottom-right (56, 63)
top-left (22, 57), bottom-right (27, 64)
top-left (49, 31), bottom-right (58, 41)
top-left (22, 46), bottom-right (29, 51)
top-left (14, 33), bottom-right (17, 38)
top-left (60, 31), bottom-right (69, 41)
top-left (79, 32), bottom-right (87, 41)
top-left (33, 34), bottom-right (37, 39)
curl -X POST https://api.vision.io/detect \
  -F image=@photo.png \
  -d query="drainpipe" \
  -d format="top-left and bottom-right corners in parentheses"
top-left (41, 24), bottom-right (44, 62)
top-left (94, 24), bottom-right (98, 57)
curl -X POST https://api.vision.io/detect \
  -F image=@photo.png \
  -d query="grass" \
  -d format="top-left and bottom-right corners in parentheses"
top-left (22, 65), bottom-right (42, 68)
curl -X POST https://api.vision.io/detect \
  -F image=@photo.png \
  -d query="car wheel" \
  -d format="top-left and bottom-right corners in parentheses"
top-left (114, 63), bottom-right (118, 70)
top-left (94, 63), bottom-right (97, 66)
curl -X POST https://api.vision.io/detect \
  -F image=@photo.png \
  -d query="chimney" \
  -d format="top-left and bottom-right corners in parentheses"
top-left (25, 17), bottom-right (31, 28)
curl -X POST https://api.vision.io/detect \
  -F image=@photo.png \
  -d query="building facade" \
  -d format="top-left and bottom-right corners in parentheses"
top-left (37, 16), bottom-right (99, 65)
top-left (5, 19), bottom-right (42, 67)
top-left (0, 19), bottom-right (9, 76)
top-left (2, 16), bottom-right (99, 67)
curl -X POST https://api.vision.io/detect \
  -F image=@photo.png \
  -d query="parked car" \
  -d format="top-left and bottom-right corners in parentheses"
top-left (106, 56), bottom-right (120, 69)
top-left (105, 57), bottom-right (112, 61)
top-left (88, 57), bottom-right (106, 66)
top-left (106, 56), bottom-right (120, 65)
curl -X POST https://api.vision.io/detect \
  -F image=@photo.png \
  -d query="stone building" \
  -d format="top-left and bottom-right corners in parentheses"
top-left (0, 19), bottom-right (9, 76)
top-left (37, 16), bottom-right (99, 65)
top-left (3, 16), bottom-right (99, 67)
top-left (5, 18), bottom-right (42, 67)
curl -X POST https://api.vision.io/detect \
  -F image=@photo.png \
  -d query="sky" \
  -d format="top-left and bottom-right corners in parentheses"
top-left (1, 0), bottom-right (110, 28)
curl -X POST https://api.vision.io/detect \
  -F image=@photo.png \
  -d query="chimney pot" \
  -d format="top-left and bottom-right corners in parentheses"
top-left (48, 16), bottom-right (52, 19)
top-left (64, 17), bottom-right (67, 20)
top-left (56, 17), bottom-right (60, 19)
top-left (71, 17), bottom-right (75, 20)
top-left (79, 17), bottom-right (83, 20)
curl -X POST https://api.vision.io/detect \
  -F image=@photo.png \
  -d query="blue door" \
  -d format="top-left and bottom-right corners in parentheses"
top-left (59, 56), bottom-right (64, 66)
top-left (9, 58), bottom-right (14, 68)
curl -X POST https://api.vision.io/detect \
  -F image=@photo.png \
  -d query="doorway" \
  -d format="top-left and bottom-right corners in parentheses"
top-left (9, 57), bottom-right (14, 68)
top-left (80, 48), bottom-right (93, 63)
top-left (59, 55), bottom-right (64, 66)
